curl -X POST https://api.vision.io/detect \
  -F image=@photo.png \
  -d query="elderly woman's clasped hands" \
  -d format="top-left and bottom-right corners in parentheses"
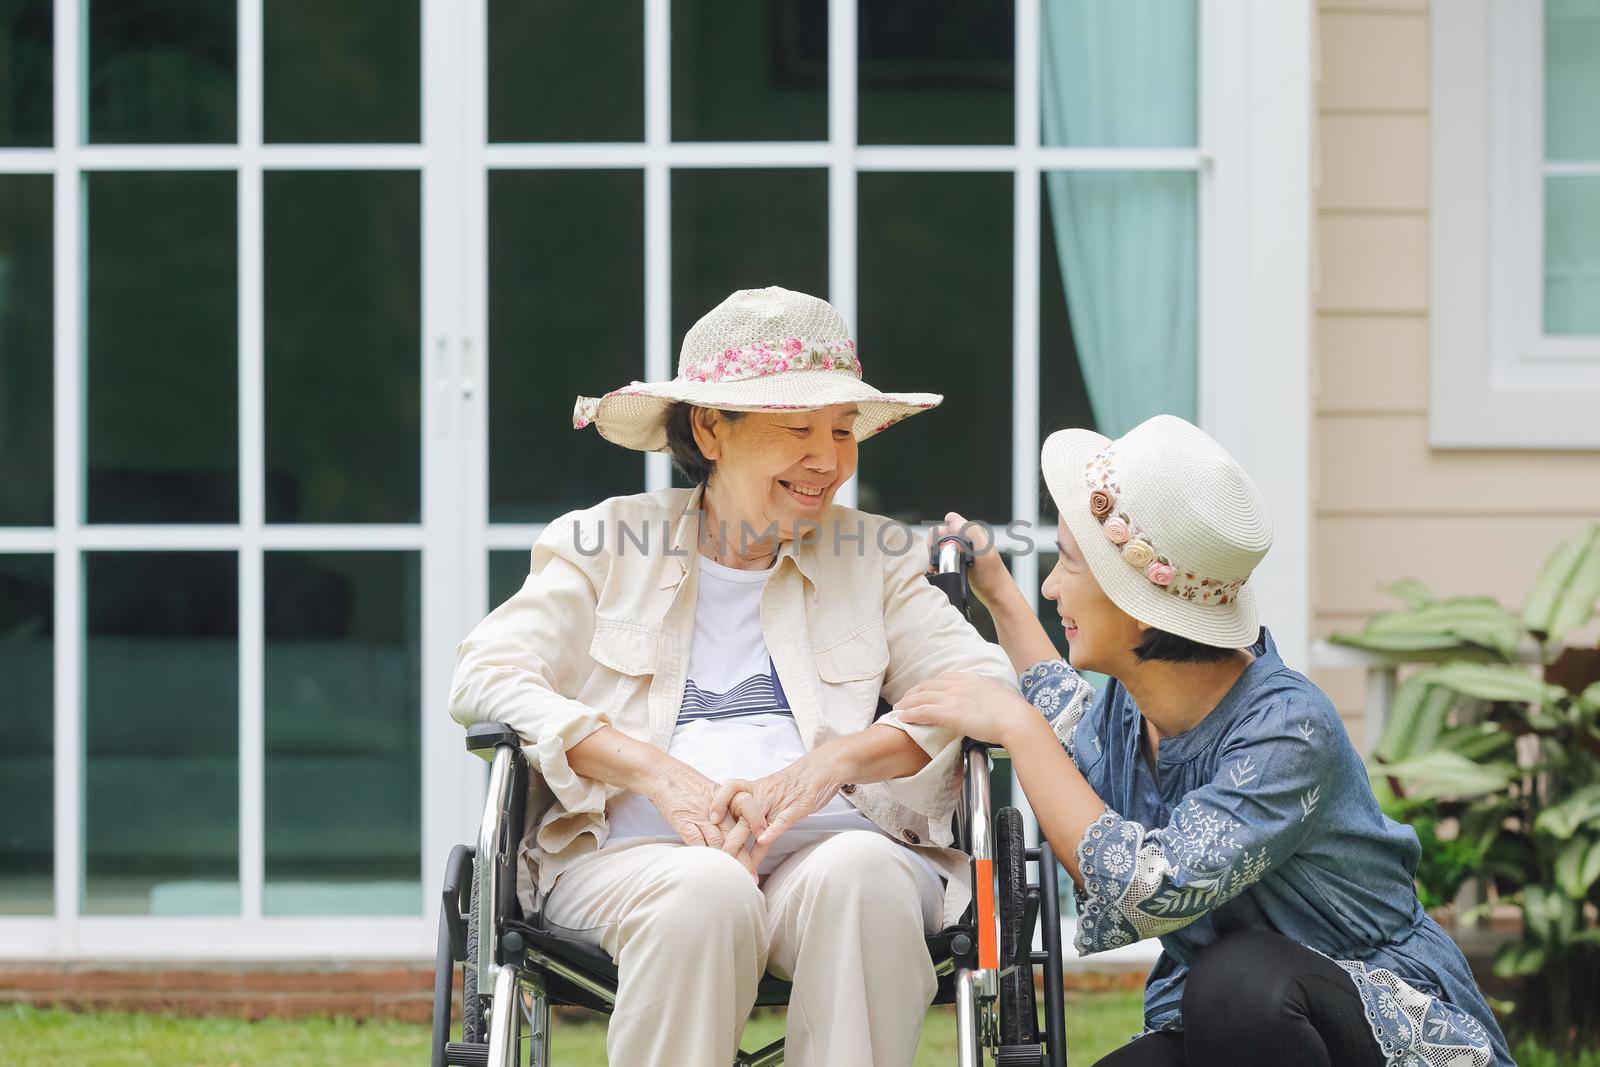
top-left (635, 727), bottom-right (859, 881)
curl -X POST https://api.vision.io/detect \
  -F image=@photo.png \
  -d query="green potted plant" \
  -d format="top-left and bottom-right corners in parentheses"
top-left (1332, 523), bottom-right (1600, 1049)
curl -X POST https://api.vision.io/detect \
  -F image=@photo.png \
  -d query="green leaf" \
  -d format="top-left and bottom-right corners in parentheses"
top-left (1523, 524), bottom-right (1600, 645)
top-left (1370, 750), bottom-right (1514, 802)
top-left (1580, 681), bottom-right (1600, 712)
top-left (1434, 722), bottom-right (1516, 763)
top-left (1493, 938), bottom-right (1546, 977)
top-left (1374, 680), bottom-right (1456, 763)
top-left (1332, 597), bottom-right (1523, 659)
top-left (1521, 885), bottom-right (1570, 943)
top-left (1534, 784), bottom-right (1600, 840)
top-left (1553, 836), bottom-right (1600, 899)
top-left (1411, 663), bottom-right (1567, 707)
top-left (1328, 631), bottom-right (1471, 654)
top-left (1381, 578), bottom-right (1435, 610)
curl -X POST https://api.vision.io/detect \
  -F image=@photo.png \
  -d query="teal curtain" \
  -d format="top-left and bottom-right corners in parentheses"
top-left (1041, 0), bottom-right (1198, 437)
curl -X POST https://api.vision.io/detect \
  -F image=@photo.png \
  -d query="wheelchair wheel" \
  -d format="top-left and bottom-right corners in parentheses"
top-left (462, 851), bottom-right (486, 1044)
top-left (996, 806), bottom-right (1040, 1051)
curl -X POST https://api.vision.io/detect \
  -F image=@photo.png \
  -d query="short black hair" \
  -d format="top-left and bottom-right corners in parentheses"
top-left (1131, 628), bottom-right (1239, 664)
top-left (664, 402), bottom-right (745, 486)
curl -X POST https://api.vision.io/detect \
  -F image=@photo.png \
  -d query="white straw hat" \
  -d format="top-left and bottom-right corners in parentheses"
top-left (572, 286), bottom-right (943, 452)
top-left (1041, 414), bottom-right (1273, 648)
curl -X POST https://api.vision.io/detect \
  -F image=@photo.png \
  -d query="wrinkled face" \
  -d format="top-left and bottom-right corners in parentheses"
top-left (693, 404), bottom-right (860, 543)
top-left (1040, 517), bottom-right (1146, 674)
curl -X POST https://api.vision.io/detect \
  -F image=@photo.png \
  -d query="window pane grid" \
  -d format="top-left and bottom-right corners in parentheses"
top-left (3, 0), bottom-right (1206, 950)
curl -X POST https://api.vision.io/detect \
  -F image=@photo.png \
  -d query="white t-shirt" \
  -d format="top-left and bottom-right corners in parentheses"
top-left (605, 554), bottom-right (944, 886)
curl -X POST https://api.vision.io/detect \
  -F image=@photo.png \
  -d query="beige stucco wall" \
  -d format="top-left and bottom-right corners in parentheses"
top-left (1312, 0), bottom-right (1600, 741)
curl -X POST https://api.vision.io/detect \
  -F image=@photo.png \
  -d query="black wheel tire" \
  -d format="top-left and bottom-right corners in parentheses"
top-left (462, 852), bottom-right (486, 1044)
top-left (996, 806), bottom-right (1039, 1049)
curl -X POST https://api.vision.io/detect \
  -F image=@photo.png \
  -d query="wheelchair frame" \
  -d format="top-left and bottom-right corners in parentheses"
top-left (432, 537), bottom-right (1070, 1067)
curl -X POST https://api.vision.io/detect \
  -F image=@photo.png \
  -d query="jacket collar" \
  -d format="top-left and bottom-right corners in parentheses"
top-left (658, 484), bottom-right (820, 591)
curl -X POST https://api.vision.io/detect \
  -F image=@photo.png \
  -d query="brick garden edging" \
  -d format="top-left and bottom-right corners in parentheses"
top-left (0, 962), bottom-right (1148, 1022)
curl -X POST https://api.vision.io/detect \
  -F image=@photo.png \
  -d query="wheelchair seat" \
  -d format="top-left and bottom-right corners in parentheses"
top-left (503, 909), bottom-right (975, 1012)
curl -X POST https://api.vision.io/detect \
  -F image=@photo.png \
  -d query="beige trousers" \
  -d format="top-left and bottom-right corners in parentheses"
top-left (541, 829), bottom-right (945, 1067)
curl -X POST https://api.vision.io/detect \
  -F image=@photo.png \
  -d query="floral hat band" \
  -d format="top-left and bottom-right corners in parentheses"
top-left (683, 337), bottom-right (860, 384)
top-left (1085, 452), bottom-right (1247, 607)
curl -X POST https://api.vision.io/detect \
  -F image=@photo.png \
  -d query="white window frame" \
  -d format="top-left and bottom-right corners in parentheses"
top-left (0, 0), bottom-right (1309, 962)
top-left (1433, 0), bottom-right (1600, 448)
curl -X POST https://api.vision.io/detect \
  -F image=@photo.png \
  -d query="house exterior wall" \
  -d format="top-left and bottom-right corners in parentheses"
top-left (1311, 0), bottom-right (1600, 740)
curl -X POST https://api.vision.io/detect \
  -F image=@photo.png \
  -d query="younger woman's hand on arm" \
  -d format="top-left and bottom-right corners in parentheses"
top-left (895, 671), bottom-right (1108, 889)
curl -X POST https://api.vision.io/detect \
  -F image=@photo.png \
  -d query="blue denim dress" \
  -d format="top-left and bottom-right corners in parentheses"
top-left (1022, 628), bottom-right (1513, 1067)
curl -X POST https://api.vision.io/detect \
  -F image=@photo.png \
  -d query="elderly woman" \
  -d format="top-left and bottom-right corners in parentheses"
top-left (448, 286), bottom-right (1014, 1066)
top-left (897, 415), bottom-right (1511, 1066)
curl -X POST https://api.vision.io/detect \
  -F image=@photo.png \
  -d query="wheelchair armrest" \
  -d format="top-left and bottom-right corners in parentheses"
top-left (465, 721), bottom-right (522, 758)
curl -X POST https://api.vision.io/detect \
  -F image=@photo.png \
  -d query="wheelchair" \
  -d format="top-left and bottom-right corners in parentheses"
top-left (431, 535), bottom-right (1070, 1066)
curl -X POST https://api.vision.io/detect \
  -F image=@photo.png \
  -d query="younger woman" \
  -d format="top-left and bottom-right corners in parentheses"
top-left (897, 415), bottom-right (1510, 1067)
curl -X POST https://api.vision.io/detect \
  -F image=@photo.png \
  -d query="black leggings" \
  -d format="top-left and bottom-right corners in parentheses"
top-left (1094, 929), bottom-right (1386, 1067)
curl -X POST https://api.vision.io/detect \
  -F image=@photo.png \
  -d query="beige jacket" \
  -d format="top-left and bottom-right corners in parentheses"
top-left (447, 486), bottom-right (1018, 928)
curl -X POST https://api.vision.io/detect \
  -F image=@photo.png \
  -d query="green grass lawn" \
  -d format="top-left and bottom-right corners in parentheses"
top-left (0, 992), bottom-right (1144, 1066)
top-left (6, 997), bottom-right (1597, 1065)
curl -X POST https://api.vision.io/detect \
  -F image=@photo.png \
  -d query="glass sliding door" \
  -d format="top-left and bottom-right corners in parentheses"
top-left (0, 0), bottom-right (476, 958)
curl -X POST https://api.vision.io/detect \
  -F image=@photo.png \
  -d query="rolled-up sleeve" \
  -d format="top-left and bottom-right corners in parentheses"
top-left (874, 539), bottom-right (1018, 818)
top-left (447, 516), bottom-right (613, 816)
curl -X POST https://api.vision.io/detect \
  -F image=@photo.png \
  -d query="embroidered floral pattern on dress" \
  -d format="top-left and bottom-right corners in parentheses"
top-left (1064, 723), bottom-right (1498, 1067)
top-left (1084, 449), bottom-right (1248, 606)
top-left (1075, 723), bottom-right (1337, 953)
top-left (1327, 957), bottom-right (1494, 1067)
top-left (1019, 658), bottom-right (1095, 757)
top-left (681, 337), bottom-right (861, 384)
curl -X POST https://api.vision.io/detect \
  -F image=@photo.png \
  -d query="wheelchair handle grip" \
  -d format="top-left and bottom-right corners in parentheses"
top-left (440, 844), bottom-right (474, 962)
top-left (929, 532), bottom-right (974, 617)
top-left (932, 532), bottom-right (975, 575)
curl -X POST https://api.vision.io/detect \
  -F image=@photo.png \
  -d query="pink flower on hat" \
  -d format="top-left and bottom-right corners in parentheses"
top-left (784, 336), bottom-right (804, 355)
top-left (1147, 561), bottom-right (1175, 587)
top-left (1103, 517), bottom-right (1131, 545)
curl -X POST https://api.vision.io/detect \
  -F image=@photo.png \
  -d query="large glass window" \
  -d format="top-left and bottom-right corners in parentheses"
top-left (858, 0), bottom-right (1014, 146)
top-left (265, 551), bottom-right (421, 915)
top-left (84, 551), bottom-right (238, 915)
top-left (87, 0), bottom-right (236, 144)
top-left (0, 554), bottom-right (52, 914)
top-left (672, 0), bottom-right (828, 142)
top-left (264, 0), bottom-right (420, 144)
top-left (0, 0), bottom-right (52, 147)
top-left (265, 170), bottom-right (421, 524)
top-left (488, 0), bottom-right (643, 143)
top-left (488, 169), bottom-right (645, 522)
top-left (0, 174), bottom-right (52, 526)
top-left (86, 171), bottom-right (238, 524)
top-left (0, 0), bottom-right (1212, 958)
top-left (856, 171), bottom-right (1013, 521)
top-left (1544, 0), bottom-right (1600, 335)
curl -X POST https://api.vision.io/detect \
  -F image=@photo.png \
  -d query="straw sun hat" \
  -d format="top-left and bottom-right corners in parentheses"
top-left (1042, 414), bottom-right (1274, 648)
top-left (572, 286), bottom-right (943, 452)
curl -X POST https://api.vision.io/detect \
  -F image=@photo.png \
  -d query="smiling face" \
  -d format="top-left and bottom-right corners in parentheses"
top-left (1040, 516), bottom-right (1148, 674)
top-left (692, 404), bottom-right (860, 546)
